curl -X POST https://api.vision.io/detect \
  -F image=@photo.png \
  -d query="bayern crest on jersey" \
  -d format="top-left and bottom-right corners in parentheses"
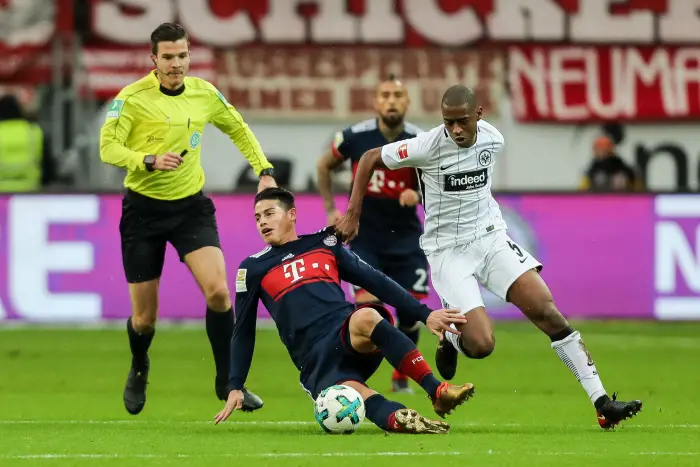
top-left (323, 235), bottom-right (337, 246)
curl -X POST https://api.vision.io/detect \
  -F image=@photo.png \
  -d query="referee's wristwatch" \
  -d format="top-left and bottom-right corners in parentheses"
top-left (144, 155), bottom-right (157, 172)
top-left (259, 168), bottom-right (275, 178)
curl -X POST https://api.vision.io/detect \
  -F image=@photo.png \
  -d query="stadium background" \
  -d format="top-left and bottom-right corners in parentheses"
top-left (1, 0), bottom-right (697, 324)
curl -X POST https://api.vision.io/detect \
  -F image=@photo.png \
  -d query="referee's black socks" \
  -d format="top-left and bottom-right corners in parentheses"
top-left (206, 307), bottom-right (234, 382)
top-left (127, 316), bottom-right (154, 371)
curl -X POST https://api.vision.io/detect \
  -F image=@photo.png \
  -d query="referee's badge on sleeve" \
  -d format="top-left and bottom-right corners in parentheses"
top-left (216, 91), bottom-right (229, 106)
top-left (106, 99), bottom-right (124, 119)
top-left (236, 269), bottom-right (247, 292)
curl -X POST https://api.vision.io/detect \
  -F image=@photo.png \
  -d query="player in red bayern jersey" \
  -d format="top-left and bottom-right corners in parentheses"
top-left (214, 188), bottom-right (475, 434)
top-left (317, 76), bottom-right (428, 393)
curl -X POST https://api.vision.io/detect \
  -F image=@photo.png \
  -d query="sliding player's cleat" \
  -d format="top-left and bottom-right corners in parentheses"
top-left (432, 382), bottom-right (475, 418)
top-left (393, 409), bottom-right (450, 434)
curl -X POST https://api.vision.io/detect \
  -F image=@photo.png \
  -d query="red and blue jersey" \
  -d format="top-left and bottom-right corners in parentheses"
top-left (332, 119), bottom-right (423, 237)
top-left (228, 228), bottom-right (431, 391)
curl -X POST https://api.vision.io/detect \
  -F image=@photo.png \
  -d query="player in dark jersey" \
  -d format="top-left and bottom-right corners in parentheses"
top-left (214, 188), bottom-right (475, 434)
top-left (316, 76), bottom-right (428, 393)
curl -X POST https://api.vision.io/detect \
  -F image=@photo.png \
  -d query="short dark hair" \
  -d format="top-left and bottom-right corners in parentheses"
top-left (380, 73), bottom-right (403, 86)
top-left (442, 85), bottom-right (477, 109)
top-left (254, 187), bottom-right (296, 211)
top-left (377, 74), bottom-right (405, 93)
top-left (150, 23), bottom-right (189, 55)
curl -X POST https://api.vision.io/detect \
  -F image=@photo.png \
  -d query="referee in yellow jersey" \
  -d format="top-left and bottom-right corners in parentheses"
top-left (100, 23), bottom-right (272, 415)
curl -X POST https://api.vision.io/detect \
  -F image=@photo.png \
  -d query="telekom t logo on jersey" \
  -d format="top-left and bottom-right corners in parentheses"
top-left (263, 249), bottom-right (340, 301)
top-left (283, 259), bottom-right (307, 282)
top-left (283, 257), bottom-right (333, 283)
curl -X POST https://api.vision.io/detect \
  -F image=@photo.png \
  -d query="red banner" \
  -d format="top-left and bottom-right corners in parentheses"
top-left (509, 45), bottom-right (700, 123)
top-left (0, 0), bottom-right (73, 84)
top-left (78, 0), bottom-right (697, 116)
top-left (85, 0), bottom-right (695, 47)
top-left (6, 0), bottom-right (700, 123)
top-left (0, 0), bottom-right (55, 83)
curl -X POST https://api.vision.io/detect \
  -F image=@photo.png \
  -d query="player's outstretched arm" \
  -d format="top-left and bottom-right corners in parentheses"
top-left (335, 147), bottom-right (384, 241)
top-left (335, 245), bottom-right (465, 335)
top-left (215, 265), bottom-right (259, 424)
top-left (336, 131), bottom-right (433, 242)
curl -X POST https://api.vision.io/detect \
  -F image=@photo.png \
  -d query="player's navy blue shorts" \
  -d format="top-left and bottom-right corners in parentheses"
top-left (350, 233), bottom-right (429, 300)
top-left (299, 304), bottom-right (394, 399)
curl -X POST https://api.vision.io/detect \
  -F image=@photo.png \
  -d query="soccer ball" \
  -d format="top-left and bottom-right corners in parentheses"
top-left (314, 385), bottom-right (365, 434)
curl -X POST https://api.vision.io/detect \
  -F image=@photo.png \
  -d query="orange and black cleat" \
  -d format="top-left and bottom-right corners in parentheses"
top-left (432, 382), bottom-right (475, 418)
top-left (596, 392), bottom-right (643, 430)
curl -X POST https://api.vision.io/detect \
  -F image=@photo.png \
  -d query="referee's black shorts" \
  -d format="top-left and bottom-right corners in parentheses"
top-left (119, 189), bottom-right (222, 283)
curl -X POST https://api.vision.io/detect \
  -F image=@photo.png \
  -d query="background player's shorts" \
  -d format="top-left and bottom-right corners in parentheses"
top-left (119, 190), bottom-right (221, 283)
top-left (350, 238), bottom-right (429, 300)
top-left (299, 304), bottom-right (394, 400)
top-left (428, 230), bottom-right (542, 314)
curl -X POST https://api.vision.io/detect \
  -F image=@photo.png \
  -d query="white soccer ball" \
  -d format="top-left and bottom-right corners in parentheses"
top-left (314, 385), bottom-right (365, 434)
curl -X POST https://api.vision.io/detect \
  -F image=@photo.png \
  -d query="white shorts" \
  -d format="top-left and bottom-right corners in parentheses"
top-left (428, 230), bottom-right (542, 314)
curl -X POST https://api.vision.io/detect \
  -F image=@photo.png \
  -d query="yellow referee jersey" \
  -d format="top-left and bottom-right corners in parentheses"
top-left (99, 71), bottom-right (273, 200)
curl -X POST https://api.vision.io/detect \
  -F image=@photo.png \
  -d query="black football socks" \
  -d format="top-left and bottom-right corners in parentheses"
top-left (206, 307), bottom-right (234, 383)
top-left (127, 316), bottom-right (154, 371)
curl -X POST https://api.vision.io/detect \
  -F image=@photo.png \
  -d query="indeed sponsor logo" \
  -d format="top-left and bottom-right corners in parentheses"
top-left (444, 168), bottom-right (488, 192)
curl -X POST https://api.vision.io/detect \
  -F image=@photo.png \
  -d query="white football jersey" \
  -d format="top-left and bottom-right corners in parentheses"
top-left (381, 120), bottom-right (507, 256)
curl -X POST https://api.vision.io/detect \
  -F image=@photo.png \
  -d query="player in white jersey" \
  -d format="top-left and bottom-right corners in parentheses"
top-left (336, 85), bottom-right (642, 430)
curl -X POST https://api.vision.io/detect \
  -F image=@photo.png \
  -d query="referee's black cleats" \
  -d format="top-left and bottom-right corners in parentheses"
top-left (435, 335), bottom-right (459, 381)
top-left (241, 388), bottom-right (264, 412)
top-left (123, 356), bottom-right (149, 415)
top-left (123, 363), bottom-right (262, 415)
top-left (216, 381), bottom-right (264, 412)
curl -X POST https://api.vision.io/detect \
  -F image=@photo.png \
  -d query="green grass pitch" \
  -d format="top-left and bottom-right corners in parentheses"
top-left (0, 321), bottom-right (698, 466)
